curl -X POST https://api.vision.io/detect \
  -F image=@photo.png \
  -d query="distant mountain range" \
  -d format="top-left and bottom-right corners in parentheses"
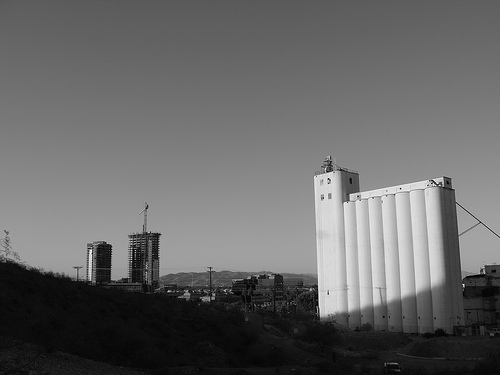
top-left (159, 270), bottom-right (477, 288)
top-left (462, 270), bottom-right (477, 279)
top-left (159, 270), bottom-right (318, 287)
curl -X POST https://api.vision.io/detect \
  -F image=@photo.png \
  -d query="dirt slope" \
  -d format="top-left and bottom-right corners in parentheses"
top-left (402, 335), bottom-right (500, 359)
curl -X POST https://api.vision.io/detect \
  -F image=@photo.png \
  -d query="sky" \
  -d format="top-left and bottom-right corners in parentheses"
top-left (1, 0), bottom-right (499, 280)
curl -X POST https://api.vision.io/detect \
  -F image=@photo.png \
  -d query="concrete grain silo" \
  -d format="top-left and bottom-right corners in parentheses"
top-left (314, 157), bottom-right (464, 333)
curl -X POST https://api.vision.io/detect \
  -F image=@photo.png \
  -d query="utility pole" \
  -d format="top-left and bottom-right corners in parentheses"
top-left (312, 289), bottom-right (316, 319)
top-left (207, 266), bottom-right (213, 303)
top-left (73, 266), bottom-right (83, 282)
top-left (273, 287), bottom-right (276, 318)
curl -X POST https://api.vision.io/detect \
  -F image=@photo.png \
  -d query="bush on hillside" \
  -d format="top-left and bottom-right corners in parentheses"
top-left (360, 322), bottom-right (373, 331)
top-left (299, 321), bottom-right (339, 351)
top-left (435, 328), bottom-right (447, 337)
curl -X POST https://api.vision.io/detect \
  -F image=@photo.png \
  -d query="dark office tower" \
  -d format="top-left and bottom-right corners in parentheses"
top-left (86, 241), bottom-right (112, 285)
top-left (128, 232), bottom-right (161, 290)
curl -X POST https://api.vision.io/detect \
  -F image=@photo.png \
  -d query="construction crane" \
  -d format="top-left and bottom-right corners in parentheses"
top-left (139, 202), bottom-right (149, 234)
top-left (138, 202), bottom-right (153, 288)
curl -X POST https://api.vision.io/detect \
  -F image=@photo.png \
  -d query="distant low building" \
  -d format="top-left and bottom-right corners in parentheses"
top-left (178, 291), bottom-right (201, 302)
top-left (102, 282), bottom-right (143, 292)
top-left (161, 283), bottom-right (178, 291)
top-left (231, 274), bottom-right (284, 304)
top-left (283, 278), bottom-right (304, 290)
top-left (231, 276), bottom-right (259, 296)
top-left (253, 274), bottom-right (284, 303)
top-left (162, 291), bottom-right (185, 300)
top-left (463, 264), bottom-right (500, 335)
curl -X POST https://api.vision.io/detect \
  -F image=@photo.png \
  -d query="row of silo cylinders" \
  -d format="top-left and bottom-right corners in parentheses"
top-left (338, 186), bottom-right (463, 333)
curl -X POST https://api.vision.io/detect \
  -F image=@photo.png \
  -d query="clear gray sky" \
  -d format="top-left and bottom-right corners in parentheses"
top-left (1, 1), bottom-right (499, 279)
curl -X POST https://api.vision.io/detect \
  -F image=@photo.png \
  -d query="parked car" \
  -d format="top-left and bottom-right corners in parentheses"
top-left (489, 328), bottom-right (500, 337)
top-left (383, 362), bottom-right (402, 373)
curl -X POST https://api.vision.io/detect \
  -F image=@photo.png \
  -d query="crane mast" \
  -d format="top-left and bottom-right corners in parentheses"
top-left (138, 202), bottom-right (152, 288)
top-left (139, 202), bottom-right (148, 234)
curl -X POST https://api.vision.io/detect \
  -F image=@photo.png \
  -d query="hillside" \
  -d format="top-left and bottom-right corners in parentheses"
top-left (3, 261), bottom-right (500, 375)
top-left (0, 261), bottom-right (406, 374)
top-left (0, 261), bottom-right (339, 374)
top-left (159, 270), bottom-right (318, 288)
top-left (0, 262), bottom-right (267, 371)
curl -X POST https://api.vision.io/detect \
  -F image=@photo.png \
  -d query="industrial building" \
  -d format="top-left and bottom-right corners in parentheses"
top-left (314, 156), bottom-right (464, 333)
top-left (232, 274), bottom-right (284, 303)
top-left (128, 232), bottom-right (161, 290)
top-left (463, 264), bottom-right (500, 335)
top-left (86, 241), bottom-right (112, 285)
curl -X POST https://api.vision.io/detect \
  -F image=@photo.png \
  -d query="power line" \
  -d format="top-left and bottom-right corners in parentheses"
top-left (456, 201), bottom-right (500, 240)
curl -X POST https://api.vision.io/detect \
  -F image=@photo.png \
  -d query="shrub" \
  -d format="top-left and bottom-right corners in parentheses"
top-left (270, 316), bottom-right (293, 335)
top-left (434, 328), bottom-right (447, 337)
top-left (360, 322), bottom-right (373, 331)
top-left (299, 321), bottom-right (339, 351)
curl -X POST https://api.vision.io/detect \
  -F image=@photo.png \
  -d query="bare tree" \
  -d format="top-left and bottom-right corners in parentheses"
top-left (0, 230), bottom-right (20, 263)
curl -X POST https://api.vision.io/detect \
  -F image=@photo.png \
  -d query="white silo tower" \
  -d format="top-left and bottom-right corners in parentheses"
top-left (313, 157), bottom-right (359, 324)
top-left (314, 158), bottom-right (464, 334)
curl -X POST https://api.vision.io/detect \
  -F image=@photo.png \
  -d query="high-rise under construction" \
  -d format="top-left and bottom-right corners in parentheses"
top-left (128, 232), bottom-right (161, 289)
